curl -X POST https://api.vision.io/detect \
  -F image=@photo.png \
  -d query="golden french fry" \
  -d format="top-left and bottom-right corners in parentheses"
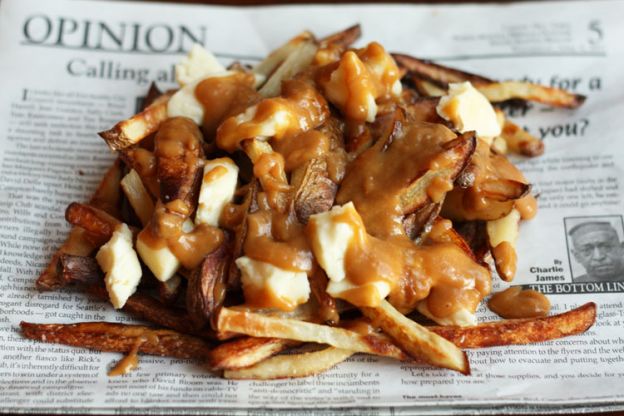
top-left (259, 39), bottom-right (318, 98)
top-left (395, 54), bottom-right (585, 108)
top-left (217, 307), bottom-right (408, 361)
top-left (431, 303), bottom-right (596, 348)
top-left (20, 322), bottom-right (212, 360)
top-left (477, 81), bottom-right (585, 109)
top-left (362, 300), bottom-right (470, 374)
top-left (319, 24), bottom-right (361, 49)
top-left (208, 337), bottom-right (299, 370)
top-left (501, 119), bottom-right (545, 157)
top-left (224, 347), bottom-right (354, 380)
top-left (65, 202), bottom-right (122, 245)
top-left (99, 91), bottom-right (174, 151)
top-left (120, 169), bottom-right (154, 226)
top-left (254, 31), bottom-right (315, 80)
top-left (37, 160), bottom-right (123, 291)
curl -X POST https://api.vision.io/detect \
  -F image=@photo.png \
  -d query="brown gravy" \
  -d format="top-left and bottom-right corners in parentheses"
top-left (488, 286), bottom-right (550, 319)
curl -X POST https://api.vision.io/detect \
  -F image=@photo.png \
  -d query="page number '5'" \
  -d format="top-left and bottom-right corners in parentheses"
top-left (588, 20), bottom-right (603, 44)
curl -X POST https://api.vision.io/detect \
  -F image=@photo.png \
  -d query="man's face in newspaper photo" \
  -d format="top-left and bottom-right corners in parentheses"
top-left (571, 222), bottom-right (624, 282)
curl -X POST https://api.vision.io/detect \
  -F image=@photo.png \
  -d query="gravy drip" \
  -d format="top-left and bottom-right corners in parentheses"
top-left (488, 286), bottom-right (550, 319)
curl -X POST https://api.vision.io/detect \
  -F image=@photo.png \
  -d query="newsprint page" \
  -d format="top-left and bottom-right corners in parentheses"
top-left (1, 0), bottom-right (624, 414)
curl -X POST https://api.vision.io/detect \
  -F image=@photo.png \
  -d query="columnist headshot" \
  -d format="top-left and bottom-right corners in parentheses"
top-left (565, 216), bottom-right (624, 283)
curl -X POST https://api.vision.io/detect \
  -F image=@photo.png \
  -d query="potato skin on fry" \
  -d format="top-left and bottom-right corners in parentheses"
top-left (20, 322), bottom-right (212, 360)
top-left (430, 302), bottom-right (596, 348)
top-left (186, 240), bottom-right (232, 330)
top-left (154, 116), bottom-right (204, 210)
top-left (208, 337), bottom-right (299, 370)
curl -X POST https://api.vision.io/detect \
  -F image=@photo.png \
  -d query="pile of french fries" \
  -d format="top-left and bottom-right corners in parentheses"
top-left (22, 25), bottom-right (595, 380)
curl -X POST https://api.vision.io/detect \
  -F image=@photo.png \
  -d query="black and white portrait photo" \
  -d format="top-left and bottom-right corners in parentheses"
top-left (565, 216), bottom-right (624, 283)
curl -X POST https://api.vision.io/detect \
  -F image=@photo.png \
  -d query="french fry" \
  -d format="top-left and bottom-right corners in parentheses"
top-left (224, 347), bottom-right (354, 380)
top-left (65, 202), bottom-right (122, 245)
top-left (477, 81), bottom-right (585, 109)
top-left (319, 24), bottom-right (361, 49)
top-left (58, 254), bottom-right (102, 285)
top-left (292, 158), bottom-right (337, 224)
top-left (362, 300), bottom-right (470, 374)
top-left (98, 91), bottom-right (174, 151)
top-left (501, 118), bottom-right (544, 157)
top-left (36, 160), bottom-right (122, 291)
top-left (431, 303), bottom-right (596, 348)
top-left (217, 307), bottom-right (409, 361)
top-left (120, 169), bottom-right (155, 226)
top-left (186, 241), bottom-right (231, 330)
top-left (208, 337), bottom-right (300, 370)
top-left (393, 53), bottom-right (493, 86)
top-left (20, 322), bottom-right (211, 360)
top-left (486, 208), bottom-right (521, 281)
top-left (254, 31), bottom-right (315, 80)
top-left (86, 285), bottom-right (213, 339)
top-left (154, 117), bottom-right (204, 209)
top-left (399, 132), bottom-right (476, 214)
top-left (410, 76), bottom-right (447, 97)
top-left (259, 39), bottom-right (318, 98)
top-left (394, 54), bottom-right (585, 108)
top-left (307, 267), bottom-right (339, 324)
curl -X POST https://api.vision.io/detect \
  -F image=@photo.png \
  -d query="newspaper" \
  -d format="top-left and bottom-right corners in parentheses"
top-left (0, 0), bottom-right (623, 413)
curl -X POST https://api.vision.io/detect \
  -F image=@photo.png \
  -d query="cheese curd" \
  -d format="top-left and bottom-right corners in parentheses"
top-left (236, 256), bottom-right (310, 311)
top-left (175, 43), bottom-right (225, 87)
top-left (195, 157), bottom-right (239, 227)
top-left (436, 81), bottom-right (501, 143)
top-left (95, 223), bottom-right (142, 309)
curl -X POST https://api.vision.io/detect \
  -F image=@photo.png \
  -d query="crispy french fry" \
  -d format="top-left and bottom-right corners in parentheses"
top-left (486, 208), bottom-right (521, 281)
top-left (65, 202), bottom-right (122, 245)
top-left (477, 81), bottom-right (585, 109)
top-left (98, 91), bottom-right (174, 151)
top-left (308, 268), bottom-right (339, 324)
top-left (292, 158), bottom-right (337, 224)
top-left (403, 203), bottom-right (441, 241)
top-left (217, 307), bottom-right (408, 361)
top-left (58, 254), bottom-right (102, 285)
top-left (393, 53), bottom-right (493, 86)
top-left (501, 118), bottom-right (544, 157)
top-left (362, 300), bottom-right (470, 374)
top-left (399, 132), bottom-right (476, 214)
top-left (120, 169), bottom-right (155, 226)
top-left (254, 31), bottom-right (315, 80)
top-left (186, 241), bottom-right (231, 329)
top-left (259, 39), bottom-right (318, 98)
top-left (154, 117), bottom-right (204, 209)
top-left (37, 160), bottom-right (123, 291)
top-left (395, 54), bottom-right (585, 108)
top-left (431, 303), bottom-right (596, 348)
top-left (319, 24), bottom-right (361, 49)
top-left (20, 322), bottom-right (212, 359)
top-left (410, 76), bottom-right (447, 97)
top-left (224, 347), bottom-right (354, 380)
top-left (85, 285), bottom-right (212, 339)
top-left (208, 337), bottom-right (300, 370)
